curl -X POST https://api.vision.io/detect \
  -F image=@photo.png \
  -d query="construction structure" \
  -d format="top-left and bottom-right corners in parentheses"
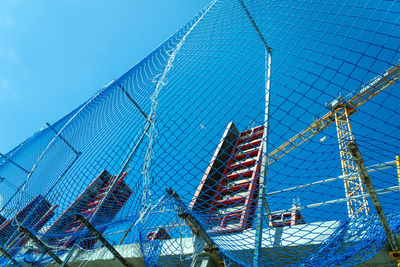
top-left (42, 170), bottom-right (132, 250)
top-left (0, 0), bottom-right (399, 266)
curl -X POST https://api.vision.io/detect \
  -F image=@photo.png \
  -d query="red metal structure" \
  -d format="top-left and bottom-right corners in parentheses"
top-left (146, 228), bottom-right (171, 240)
top-left (0, 195), bottom-right (56, 255)
top-left (270, 203), bottom-right (305, 228)
top-left (191, 122), bottom-right (263, 234)
top-left (44, 169), bottom-right (133, 249)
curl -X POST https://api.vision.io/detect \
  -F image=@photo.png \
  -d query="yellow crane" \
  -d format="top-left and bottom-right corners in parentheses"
top-left (266, 62), bottom-right (400, 218)
top-left (335, 102), bottom-right (369, 218)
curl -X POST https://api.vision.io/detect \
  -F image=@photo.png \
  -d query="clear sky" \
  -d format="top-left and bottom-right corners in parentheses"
top-left (0, 0), bottom-right (210, 153)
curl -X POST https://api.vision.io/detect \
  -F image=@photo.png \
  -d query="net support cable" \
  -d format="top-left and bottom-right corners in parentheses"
top-left (93, 122), bottom-right (151, 244)
top-left (118, 0), bottom-right (219, 247)
top-left (139, 0), bottom-right (217, 213)
top-left (348, 141), bottom-right (400, 262)
top-left (103, 83), bottom-right (154, 245)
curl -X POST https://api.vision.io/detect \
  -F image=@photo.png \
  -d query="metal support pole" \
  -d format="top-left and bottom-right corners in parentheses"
top-left (19, 226), bottom-right (64, 265)
top-left (91, 85), bottom-right (152, 230)
top-left (348, 141), bottom-right (400, 253)
top-left (0, 153), bottom-right (29, 174)
top-left (0, 244), bottom-right (20, 266)
top-left (253, 49), bottom-right (272, 267)
top-left (46, 123), bottom-right (80, 155)
top-left (167, 188), bottom-right (215, 249)
top-left (75, 215), bottom-right (133, 267)
top-left (235, 2), bottom-right (272, 266)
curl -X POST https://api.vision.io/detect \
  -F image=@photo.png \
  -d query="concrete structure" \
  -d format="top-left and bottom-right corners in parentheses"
top-left (41, 220), bottom-right (400, 266)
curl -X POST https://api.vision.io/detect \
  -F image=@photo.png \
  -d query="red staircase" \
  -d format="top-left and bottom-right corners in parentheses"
top-left (191, 122), bottom-right (306, 234)
top-left (0, 195), bottom-right (57, 256)
top-left (208, 125), bottom-right (264, 233)
top-left (44, 170), bottom-right (132, 249)
top-left (7, 204), bottom-right (58, 256)
top-left (0, 195), bottom-right (55, 246)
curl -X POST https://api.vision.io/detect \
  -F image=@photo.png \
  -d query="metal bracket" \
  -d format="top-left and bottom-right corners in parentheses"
top-left (18, 226), bottom-right (64, 265)
top-left (118, 84), bottom-right (151, 123)
top-left (0, 243), bottom-right (20, 266)
top-left (388, 251), bottom-right (400, 265)
top-left (46, 123), bottom-right (80, 156)
top-left (0, 153), bottom-right (29, 174)
top-left (166, 188), bottom-right (224, 265)
top-left (75, 214), bottom-right (134, 267)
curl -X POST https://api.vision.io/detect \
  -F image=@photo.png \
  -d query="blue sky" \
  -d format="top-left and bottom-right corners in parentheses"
top-left (0, 0), bottom-right (210, 153)
top-left (0, 2), bottom-right (398, 263)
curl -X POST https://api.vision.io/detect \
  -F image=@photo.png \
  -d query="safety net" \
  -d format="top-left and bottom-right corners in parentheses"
top-left (0, 0), bottom-right (399, 266)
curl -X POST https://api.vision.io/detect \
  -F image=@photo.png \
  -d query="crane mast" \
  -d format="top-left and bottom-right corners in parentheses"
top-left (335, 107), bottom-right (369, 217)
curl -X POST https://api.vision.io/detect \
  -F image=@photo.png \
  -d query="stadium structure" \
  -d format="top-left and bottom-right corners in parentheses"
top-left (0, 0), bottom-right (400, 266)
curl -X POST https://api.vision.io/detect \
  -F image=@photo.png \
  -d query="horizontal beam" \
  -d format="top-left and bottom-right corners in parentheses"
top-left (270, 185), bottom-right (398, 215)
top-left (267, 160), bottom-right (396, 196)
